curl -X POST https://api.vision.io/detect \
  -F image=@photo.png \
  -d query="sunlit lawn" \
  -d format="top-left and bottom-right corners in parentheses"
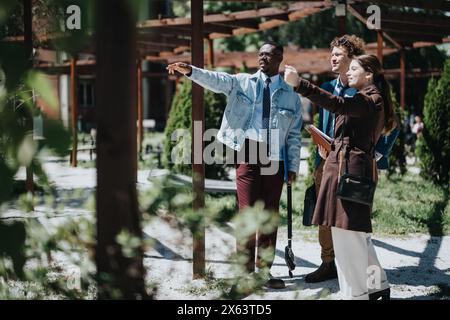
top-left (207, 172), bottom-right (450, 236)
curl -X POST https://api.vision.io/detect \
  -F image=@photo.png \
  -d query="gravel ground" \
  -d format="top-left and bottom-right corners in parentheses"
top-left (143, 216), bottom-right (450, 300)
top-left (5, 158), bottom-right (449, 300)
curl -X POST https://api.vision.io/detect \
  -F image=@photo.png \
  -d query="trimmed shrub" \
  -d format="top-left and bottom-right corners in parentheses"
top-left (416, 60), bottom-right (450, 186)
top-left (163, 79), bottom-right (228, 179)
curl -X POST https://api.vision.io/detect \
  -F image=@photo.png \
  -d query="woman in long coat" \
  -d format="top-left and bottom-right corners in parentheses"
top-left (285, 55), bottom-right (397, 300)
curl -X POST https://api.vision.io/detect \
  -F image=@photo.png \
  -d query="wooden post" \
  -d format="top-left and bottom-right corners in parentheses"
top-left (175, 76), bottom-right (181, 95)
top-left (207, 38), bottom-right (214, 68)
top-left (338, 16), bottom-right (346, 36)
top-left (191, 0), bottom-right (205, 279)
top-left (137, 59), bottom-right (143, 157)
top-left (377, 30), bottom-right (383, 65)
top-left (400, 48), bottom-right (406, 110)
top-left (95, 0), bottom-right (147, 299)
top-left (70, 56), bottom-right (78, 167)
top-left (23, 0), bottom-right (34, 193)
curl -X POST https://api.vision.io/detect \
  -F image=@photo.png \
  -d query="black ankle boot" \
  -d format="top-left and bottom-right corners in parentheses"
top-left (369, 288), bottom-right (390, 300)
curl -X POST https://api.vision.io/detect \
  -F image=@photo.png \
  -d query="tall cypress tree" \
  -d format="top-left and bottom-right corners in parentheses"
top-left (416, 60), bottom-right (450, 186)
top-left (163, 79), bottom-right (228, 180)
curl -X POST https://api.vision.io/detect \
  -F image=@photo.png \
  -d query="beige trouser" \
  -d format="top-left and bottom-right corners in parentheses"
top-left (314, 160), bottom-right (334, 263)
top-left (331, 226), bottom-right (390, 300)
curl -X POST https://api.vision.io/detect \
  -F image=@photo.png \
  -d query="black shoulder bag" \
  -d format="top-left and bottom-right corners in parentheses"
top-left (302, 183), bottom-right (315, 226)
top-left (336, 117), bottom-right (376, 206)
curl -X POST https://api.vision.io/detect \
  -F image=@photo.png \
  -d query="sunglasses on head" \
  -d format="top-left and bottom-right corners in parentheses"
top-left (337, 37), bottom-right (349, 46)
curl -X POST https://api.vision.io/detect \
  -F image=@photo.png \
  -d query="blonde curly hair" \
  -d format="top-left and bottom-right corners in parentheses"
top-left (330, 35), bottom-right (365, 58)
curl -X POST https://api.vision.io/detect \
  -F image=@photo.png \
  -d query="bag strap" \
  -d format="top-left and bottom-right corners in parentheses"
top-left (338, 148), bottom-right (344, 183)
top-left (341, 116), bottom-right (351, 176)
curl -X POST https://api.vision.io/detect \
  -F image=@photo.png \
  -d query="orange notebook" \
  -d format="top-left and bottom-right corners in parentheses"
top-left (306, 125), bottom-right (333, 153)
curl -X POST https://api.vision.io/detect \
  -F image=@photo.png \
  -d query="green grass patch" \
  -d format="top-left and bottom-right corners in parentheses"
top-left (204, 172), bottom-right (450, 236)
top-left (371, 172), bottom-right (450, 236)
top-left (142, 132), bottom-right (450, 236)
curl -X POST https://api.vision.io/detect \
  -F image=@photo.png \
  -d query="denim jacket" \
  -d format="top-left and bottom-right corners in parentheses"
top-left (187, 66), bottom-right (303, 174)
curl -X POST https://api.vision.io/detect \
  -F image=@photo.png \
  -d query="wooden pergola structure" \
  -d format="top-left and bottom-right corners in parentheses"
top-left (347, 1), bottom-right (450, 108)
top-left (31, 0), bottom-right (450, 163)
top-left (26, 1), bottom-right (332, 168)
top-left (171, 0), bottom-right (450, 279)
top-left (136, 1), bottom-right (332, 59)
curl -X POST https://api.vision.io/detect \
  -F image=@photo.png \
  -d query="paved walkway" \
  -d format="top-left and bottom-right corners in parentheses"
top-left (144, 216), bottom-right (450, 300)
top-left (5, 159), bottom-right (449, 300)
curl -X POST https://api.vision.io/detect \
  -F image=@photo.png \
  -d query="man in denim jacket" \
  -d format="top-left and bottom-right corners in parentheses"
top-left (167, 42), bottom-right (302, 289)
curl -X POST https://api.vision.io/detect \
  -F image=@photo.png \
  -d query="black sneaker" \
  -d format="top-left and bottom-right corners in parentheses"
top-left (263, 274), bottom-right (285, 289)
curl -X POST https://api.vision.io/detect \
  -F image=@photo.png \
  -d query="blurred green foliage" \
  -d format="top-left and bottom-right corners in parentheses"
top-left (140, 175), bottom-right (277, 298)
top-left (0, 0), bottom-right (72, 288)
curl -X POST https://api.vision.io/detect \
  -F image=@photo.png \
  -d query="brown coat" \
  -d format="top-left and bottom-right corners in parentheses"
top-left (296, 79), bottom-right (385, 233)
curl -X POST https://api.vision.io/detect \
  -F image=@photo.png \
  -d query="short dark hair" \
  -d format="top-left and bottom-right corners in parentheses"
top-left (261, 41), bottom-right (283, 55)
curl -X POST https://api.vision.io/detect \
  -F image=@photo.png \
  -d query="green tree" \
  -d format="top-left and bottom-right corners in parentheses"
top-left (163, 79), bottom-right (228, 179)
top-left (416, 60), bottom-right (450, 186)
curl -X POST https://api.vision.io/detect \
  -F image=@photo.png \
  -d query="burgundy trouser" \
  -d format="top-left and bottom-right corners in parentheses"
top-left (235, 139), bottom-right (285, 273)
